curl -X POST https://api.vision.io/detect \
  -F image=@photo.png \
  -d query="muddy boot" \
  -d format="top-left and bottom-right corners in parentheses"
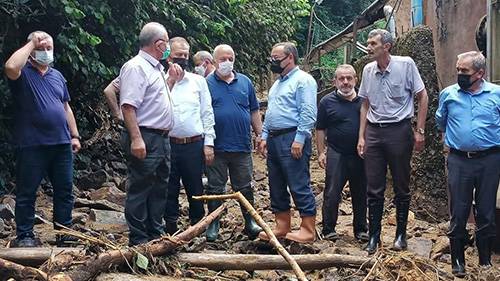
top-left (285, 215), bottom-right (316, 243)
top-left (392, 201), bottom-right (409, 251)
top-left (450, 239), bottom-right (466, 277)
top-left (239, 188), bottom-right (262, 239)
top-left (477, 237), bottom-right (493, 267)
top-left (365, 203), bottom-right (383, 254)
top-left (258, 210), bottom-right (291, 240)
top-left (206, 199), bottom-right (222, 242)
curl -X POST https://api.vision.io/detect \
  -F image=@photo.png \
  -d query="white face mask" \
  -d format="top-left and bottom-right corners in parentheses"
top-left (217, 61), bottom-right (234, 76)
top-left (33, 50), bottom-right (54, 66)
top-left (194, 64), bottom-right (206, 76)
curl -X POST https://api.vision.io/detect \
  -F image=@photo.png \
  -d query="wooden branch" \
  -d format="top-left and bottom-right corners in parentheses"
top-left (176, 253), bottom-right (375, 271)
top-left (0, 248), bottom-right (84, 267)
top-left (193, 192), bottom-right (308, 281)
top-left (50, 204), bottom-right (225, 281)
top-left (0, 257), bottom-right (48, 281)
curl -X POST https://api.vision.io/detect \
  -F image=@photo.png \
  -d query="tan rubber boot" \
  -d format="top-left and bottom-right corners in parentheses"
top-left (285, 215), bottom-right (316, 243)
top-left (258, 211), bottom-right (291, 240)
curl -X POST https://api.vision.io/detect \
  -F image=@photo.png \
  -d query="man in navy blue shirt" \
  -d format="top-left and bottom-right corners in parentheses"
top-left (205, 44), bottom-right (263, 241)
top-left (5, 31), bottom-right (81, 247)
top-left (316, 65), bottom-right (368, 242)
top-left (436, 51), bottom-right (500, 277)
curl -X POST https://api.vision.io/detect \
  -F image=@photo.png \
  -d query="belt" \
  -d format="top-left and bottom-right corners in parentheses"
top-left (450, 147), bottom-right (500, 159)
top-left (269, 127), bottom-right (297, 137)
top-left (170, 135), bottom-right (203, 144)
top-left (139, 126), bottom-right (170, 137)
top-left (368, 119), bottom-right (410, 128)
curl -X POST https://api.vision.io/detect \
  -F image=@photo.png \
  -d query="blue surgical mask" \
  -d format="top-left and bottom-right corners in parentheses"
top-left (33, 50), bottom-right (54, 65)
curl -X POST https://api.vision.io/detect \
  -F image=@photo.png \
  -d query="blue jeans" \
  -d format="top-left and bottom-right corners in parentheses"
top-left (164, 140), bottom-right (205, 225)
top-left (267, 131), bottom-right (316, 216)
top-left (15, 144), bottom-right (74, 238)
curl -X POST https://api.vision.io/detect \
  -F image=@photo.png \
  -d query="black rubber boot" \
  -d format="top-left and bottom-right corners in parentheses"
top-left (392, 201), bottom-right (409, 251)
top-left (476, 237), bottom-right (493, 267)
top-left (365, 203), bottom-right (383, 254)
top-left (450, 239), bottom-right (466, 278)
top-left (239, 188), bottom-right (262, 240)
top-left (206, 199), bottom-right (222, 242)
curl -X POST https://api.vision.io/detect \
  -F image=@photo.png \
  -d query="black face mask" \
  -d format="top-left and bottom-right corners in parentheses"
top-left (270, 57), bottom-right (288, 74)
top-left (172, 57), bottom-right (189, 70)
top-left (160, 59), bottom-right (169, 70)
top-left (457, 72), bottom-right (480, 90)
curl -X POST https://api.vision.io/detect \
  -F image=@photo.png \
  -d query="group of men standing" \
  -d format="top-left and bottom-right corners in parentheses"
top-left (4, 22), bottom-right (499, 278)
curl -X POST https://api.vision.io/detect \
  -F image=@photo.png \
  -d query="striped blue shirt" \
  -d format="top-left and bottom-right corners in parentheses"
top-left (435, 80), bottom-right (500, 151)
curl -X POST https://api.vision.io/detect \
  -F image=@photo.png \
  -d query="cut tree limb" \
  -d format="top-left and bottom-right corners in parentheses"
top-left (176, 253), bottom-right (375, 271)
top-left (193, 192), bottom-right (308, 281)
top-left (0, 257), bottom-right (48, 281)
top-left (0, 248), bottom-right (84, 267)
top-left (48, 204), bottom-right (225, 281)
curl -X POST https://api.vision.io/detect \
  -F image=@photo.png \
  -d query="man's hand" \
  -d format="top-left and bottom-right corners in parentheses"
top-left (167, 63), bottom-right (183, 82)
top-left (204, 145), bottom-right (215, 166)
top-left (71, 138), bottom-right (81, 153)
top-left (131, 137), bottom-right (146, 160)
top-left (291, 141), bottom-right (303, 159)
top-left (414, 132), bottom-right (425, 152)
top-left (30, 32), bottom-right (50, 50)
top-left (258, 140), bottom-right (267, 157)
top-left (318, 151), bottom-right (326, 169)
top-left (357, 137), bottom-right (365, 159)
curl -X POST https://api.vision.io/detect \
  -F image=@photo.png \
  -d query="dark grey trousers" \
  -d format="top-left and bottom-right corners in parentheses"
top-left (447, 151), bottom-right (500, 240)
top-left (121, 129), bottom-right (171, 245)
top-left (322, 148), bottom-right (367, 234)
top-left (364, 120), bottom-right (414, 207)
top-left (205, 152), bottom-right (253, 195)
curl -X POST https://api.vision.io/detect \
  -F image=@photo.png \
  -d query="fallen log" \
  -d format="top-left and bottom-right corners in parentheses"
top-left (0, 257), bottom-right (48, 281)
top-left (176, 253), bottom-right (375, 271)
top-left (0, 248), bottom-right (84, 267)
top-left (193, 192), bottom-right (308, 281)
top-left (49, 204), bottom-right (225, 281)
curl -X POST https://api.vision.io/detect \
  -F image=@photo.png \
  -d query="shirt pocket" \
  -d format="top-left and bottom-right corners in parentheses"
top-left (232, 91), bottom-right (249, 108)
top-left (387, 81), bottom-right (405, 99)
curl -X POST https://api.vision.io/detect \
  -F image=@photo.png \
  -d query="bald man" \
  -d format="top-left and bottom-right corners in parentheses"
top-left (193, 51), bottom-right (216, 77)
top-left (204, 44), bottom-right (263, 242)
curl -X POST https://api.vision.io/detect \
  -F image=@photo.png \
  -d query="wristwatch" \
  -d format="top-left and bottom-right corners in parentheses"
top-left (71, 135), bottom-right (82, 140)
top-left (416, 128), bottom-right (425, 135)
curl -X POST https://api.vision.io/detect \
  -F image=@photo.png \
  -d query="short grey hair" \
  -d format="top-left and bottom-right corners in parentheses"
top-left (368, 28), bottom-right (394, 47)
top-left (169, 37), bottom-right (190, 49)
top-left (273, 42), bottom-right (299, 64)
top-left (139, 22), bottom-right (167, 48)
top-left (193, 51), bottom-right (214, 63)
top-left (457, 51), bottom-right (486, 71)
top-left (335, 64), bottom-right (357, 78)
top-left (213, 44), bottom-right (234, 60)
top-left (27, 31), bottom-right (52, 42)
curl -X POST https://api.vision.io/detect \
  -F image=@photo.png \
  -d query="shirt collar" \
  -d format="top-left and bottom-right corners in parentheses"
top-left (280, 66), bottom-right (300, 81)
top-left (457, 79), bottom-right (492, 95)
top-left (375, 55), bottom-right (392, 74)
top-left (214, 71), bottom-right (238, 83)
top-left (139, 50), bottom-right (161, 69)
top-left (27, 61), bottom-right (52, 76)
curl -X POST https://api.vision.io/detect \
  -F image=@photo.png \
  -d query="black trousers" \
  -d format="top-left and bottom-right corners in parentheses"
top-left (121, 129), bottom-right (170, 245)
top-left (364, 120), bottom-right (414, 206)
top-left (447, 151), bottom-right (500, 241)
top-left (322, 147), bottom-right (367, 234)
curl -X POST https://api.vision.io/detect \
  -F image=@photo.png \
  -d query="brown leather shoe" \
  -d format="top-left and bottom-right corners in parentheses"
top-left (258, 210), bottom-right (291, 240)
top-left (285, 215), bottom-right (316, 243)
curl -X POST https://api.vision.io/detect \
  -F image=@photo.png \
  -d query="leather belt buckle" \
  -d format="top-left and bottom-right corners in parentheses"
top-left (466, 151), bottom-right (477, 159)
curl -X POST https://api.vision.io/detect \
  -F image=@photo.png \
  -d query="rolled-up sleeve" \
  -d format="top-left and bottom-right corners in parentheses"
top-left (294, 76), bottom-right (317, 144)
top-left (199, 78), bottom-right (216, 146)
top-left (435, 90), bottom-right (449, 131)
top-left (119, 64), bottom-right (146, 108)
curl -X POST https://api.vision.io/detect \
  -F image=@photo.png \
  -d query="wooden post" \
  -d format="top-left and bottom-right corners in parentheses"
top-left (488, 0), bottom-right (500, 84)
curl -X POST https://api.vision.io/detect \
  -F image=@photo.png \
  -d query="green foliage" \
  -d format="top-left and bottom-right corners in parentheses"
top-left (0, 0), bottom-right (309, 190)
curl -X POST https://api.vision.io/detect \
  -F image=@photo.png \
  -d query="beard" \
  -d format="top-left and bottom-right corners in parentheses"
top-left (338, 88), bottom-right (354, 97)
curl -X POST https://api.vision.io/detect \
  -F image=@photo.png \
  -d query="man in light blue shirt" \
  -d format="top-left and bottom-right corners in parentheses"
top-left (435, 51), bottom-right (500, 277)
top-left (258, 42), bottom-right (317, 243)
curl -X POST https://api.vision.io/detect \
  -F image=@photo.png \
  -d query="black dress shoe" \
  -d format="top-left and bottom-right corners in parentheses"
top-left (56, 234), bottom-right (79, 247)
top-left (450, 239), bottom-right (466, 278)
top-left (323, 231), bottom-right (338, 241)
top-left (11, 235), bottom-right (42, 248)
top-left (355, 231), bottom-right (369, 243)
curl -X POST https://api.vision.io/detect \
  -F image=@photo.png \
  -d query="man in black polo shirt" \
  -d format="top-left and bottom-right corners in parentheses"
top-left (316, 64), bottom-right (368, 242)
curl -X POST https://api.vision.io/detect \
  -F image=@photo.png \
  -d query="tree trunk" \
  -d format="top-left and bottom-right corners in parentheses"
top-left (0, 248), bottom-right (84, 267)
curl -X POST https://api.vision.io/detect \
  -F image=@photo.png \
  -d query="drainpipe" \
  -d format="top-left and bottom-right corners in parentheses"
top-left (411, 0), bottom-right (424, 27)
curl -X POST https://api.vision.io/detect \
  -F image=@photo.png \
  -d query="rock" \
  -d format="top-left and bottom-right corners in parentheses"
top-left (77, 169), bottom-right (109, 190)
top-left (88, 209), bottom-right (127, 232)
top-left (74, 198), bottom-right (124, 212)
top-left (111, 161), bottom-right (127, 172)
top-left (407, 237), bottom-right (433, 258)
top-left (387, 210), bottom-right (415, 227)
top-left (0, 203), bottom-right (15, 220)
top-left (225, 270), bottom-right (252, 280)
top-left (89, 185), bottom-right (126, 206)
top-left (253, 170), bottom-right (266, 182)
